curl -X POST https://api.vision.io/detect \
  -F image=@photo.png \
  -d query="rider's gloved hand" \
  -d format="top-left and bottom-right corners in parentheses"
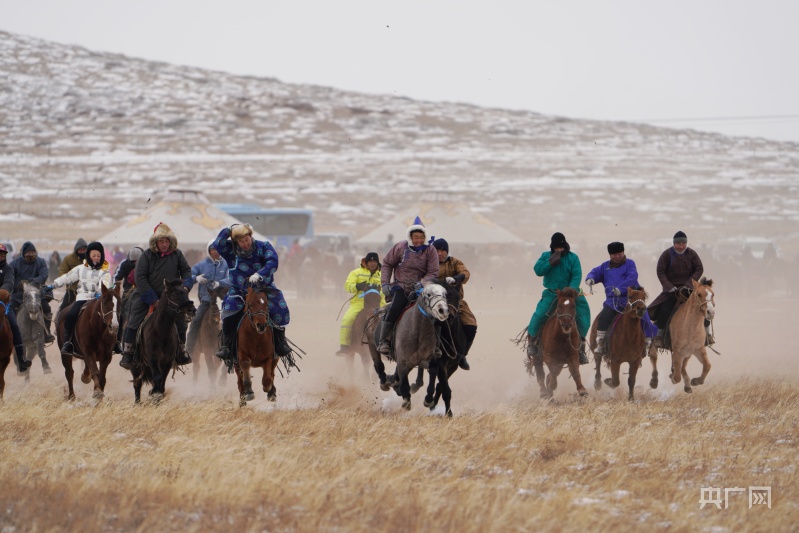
top-left (141, 289), bottom-right (158, 306)
top-left (669, 286), bottom-right (678, 293)
top-left (209, 281), bottom-right (219, 290)
top-left (612, 287), bottom-right (621, 296)
top-left (445, 277), bottom-right (456, 285)
top-left (42, 285), bottom-right (54, 295)
top-left (355, 282), bottom-right (368, 291)
top-left (249, 273), bottom-right (262, 285)
top-left (382, 284), bottom-right (391, 299)
top-left (585, 279), bottom-right (594, 287)
top-left (548, 250), bottom-right (562, 266)
top-left (196, 274), bottom-right (207, 284)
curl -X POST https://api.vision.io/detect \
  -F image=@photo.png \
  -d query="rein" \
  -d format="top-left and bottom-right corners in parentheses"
top-left (245, 301), bottom-right (270, 334)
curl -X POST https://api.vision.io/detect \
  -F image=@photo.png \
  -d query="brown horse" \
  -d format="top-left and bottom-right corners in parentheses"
top-left (529, 287), bottom-right (589, 399)
top-left (590, 287), bottom-right (648, 401)
top-left (190, 286), bottom-right (226, 388)
top-left (56, 284), bottom-right (121, 400)
top-left (0, 290), bottom-right (13, 399)
top-left (235, 287), bottom-right (278, 406)
top-left (649, 278), bottom-right (716, 394)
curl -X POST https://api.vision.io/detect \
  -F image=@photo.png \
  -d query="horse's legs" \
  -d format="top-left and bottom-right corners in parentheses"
top-left (0, 358), bottom-right (8, 398)
top-left (604, 360), bottom-right (621, 389)
top-left (439, 370), bottom-right (452, 417)
top-left (266, 358), bottom-right (278, 401)
top-left (235, 364), bottom-right (245, 405)
top-left (369, 346), bottom-right (390, 391)
top-left (566, 356), bottom-right (589, 397)
top-left (240, 358), bottom-right (254, 402)
top-left (690, 347), bottom-right (711, 386)
top-left (593, 354), bottom-right (603, 390)
top-left (358, 350), bottom-right (371, 380)
top-left (410, 366), bottom-right (424, 395)
top-left (62, 352), bottom-right (75, 400)
top-left (670, 351), bottom-right (684, 385)
top-left (533, 358), bottom-right (550, 399)
top-left (546, 363), bottom-right (563, 393)
top-left (261, 359), bottom-right (275, 399)
top-left (204, 351), bottom-right (217, 389)
top-left (86, 356), bottom-right (104, 399)
top-left (397, 363), bottom-right (412, 410)
top-left (424, 360), bottom-right (438, 408)
top-left (133, 376), bottom-right (143, 404)
top-left (627, 359), bottom-right (640, 401)
top-left (680, 358), bottom-right (692, 393)
top-left (649, 344), bottom-right (659, 389)
top-left (192, 351), bottom-right (201, 383)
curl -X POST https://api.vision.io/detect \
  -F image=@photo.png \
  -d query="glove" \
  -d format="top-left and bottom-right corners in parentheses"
top-left (548, 251), bottom-right (562, 266)
top-left (355, 282), bottom-right (368, 291)
top-left (196, 274), bottom-right (207, 284)
top-left (382, 284), bottom-right (391, 298)
top-left (612, 287), bottom-right (621, 296)
top-left (42, 285), bottom-right (54, 295)
top-left (249, 273), bottom-right (262, 285)
top-left (585, 279), bottom-right (594, 287)
top-left (141, 289), bottom-right (158, 306)
top-left (446, 277), bottom-right (456, 285)
top-left (209, 281), bottom-right (219, 290)
top-left (413, 282), bottom-right (423, 292)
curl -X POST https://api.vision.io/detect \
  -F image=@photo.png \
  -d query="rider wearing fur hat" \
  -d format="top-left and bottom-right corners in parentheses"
top-left (526, 232), bottom-right (592, 364)
top-left (45, 242), bottom-right (114, 356)
top-left (213, 224), bottom-right (292, 366)
top-left (376, 216), bottom-right (439, 356)
top-left (119, 223), bottom-right (193, 369)
top-left (433, 238), bottom-right (476, 370)
top-left (0, 243), bottom-right (32, 372)
top-left (336, 251), bottom-right (386, 356)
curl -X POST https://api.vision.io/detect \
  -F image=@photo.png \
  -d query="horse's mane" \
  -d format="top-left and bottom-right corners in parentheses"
top-left (629, 286), bottom-right (648, 301)
top-left (699, 277), bottom-right (713, 287)
top-left (0, 289), bottom-right (8, 304)
top-left (559, 287), bottom-right (578, 299)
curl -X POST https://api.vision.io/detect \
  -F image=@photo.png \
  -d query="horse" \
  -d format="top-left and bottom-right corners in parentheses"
top-left (190, 285), bottom-right (226, 388)
top-left (529, 287), bottom-right (589, 399)
top-left (590, 287), bottom-right (648, 401)
top-left (649, 278), bottom-right (715, 394)
top-left (347, 288), bottom-right (383, 380)
top-left (365, 280), bottom-right (452, 410)
top-left (131, 280), bottom-right (196, 403)
top-left (0, 290), bottom-right (13, 399)
top-left (18, 281), bottom-right (50, 375)
top-left (55, 283), bottom-right (121, 400)
top-left (235, 286), bottom-right (278, 405)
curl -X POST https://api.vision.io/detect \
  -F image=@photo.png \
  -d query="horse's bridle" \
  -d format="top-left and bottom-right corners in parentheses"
top-left (97, 292), bottom-right (119, 333)
top-left (245, 300), bottom-right (270, 334)
top-left (417, 290), bottom-right (448, 321)
top-left (625, 297), bottom-right (647, 316)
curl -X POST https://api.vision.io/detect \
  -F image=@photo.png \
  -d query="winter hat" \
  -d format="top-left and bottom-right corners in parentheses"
top-left (149, 222), bottom-right (178, 253)
top-left (127, 246), bottom-right (144, 262)
top-left (433, 238), bottom-right (449, 253)
top-left (73, 238), bottom-right (88, 253)
top-left (0, 244), bottom-right (7, 254)
top-left (364, 252), bottom-right (379, 263)
top-left (406, 216), bottom-right (427, 241)
top-left (21, 241), bottom-right (37, 255)
top-left (607, 242), bottom-right (624, 254)
top-left (85, 241), bottom-right (106, 269)
top-left (673, 231), bottom-right (687, 244)
top-left (549, 232), bottom-right (570, 253)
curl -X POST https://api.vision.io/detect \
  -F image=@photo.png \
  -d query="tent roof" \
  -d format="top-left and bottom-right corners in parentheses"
top-left (98, 189), bottom-right (266, 251)
top-left (355, 202), bottom-right (524, 246)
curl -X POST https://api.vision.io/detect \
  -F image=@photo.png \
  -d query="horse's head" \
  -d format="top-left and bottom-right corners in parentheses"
top-left (98, 283), bottom-right (121, 335)
top-left (245, 287), bottom-right (270, 334)
top-left (555, 287), bottom-right (578, 334)
top-left (419, 281), bottom-right (450, 322)
top-left (692, 277), bottom-right (715, 321)
top-left (163, 279), bottom-right (196, 321)
top-left (21, 281), bottom-right (43, 321)
top-left (626, 286), bottom-right (648, 319)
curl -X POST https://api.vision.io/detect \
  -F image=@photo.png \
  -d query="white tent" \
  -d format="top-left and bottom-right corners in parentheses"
top-left (98, 188), bottom-right (266, 252)
top-left (355, 201), bottom-right (524, 246)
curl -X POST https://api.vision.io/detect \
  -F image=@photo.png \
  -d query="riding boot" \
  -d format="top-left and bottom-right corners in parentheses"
top-left (579, 338), bottom-right (589, 365)
top-left (273, 327), bottom-right (290, 356)
top-left (526, 335), bottom-right (539, 359)
top-left (43, 313), bottom-right (55, 343)
top-left (335, 344), bottom-right (351, 356)
top-left (457, 354), bottom-right (470, 371)
top-left (654, 328), bottom-right (665, 349)
top-left (375, 320), bottom-right (394, 356)
top-left (61, 340), bottom-right (75, 356)
top-left (113, 341), bottom-right (123, 354)
top-left (704, 325), bottom-right (715, 346)
top-left (119, 328), bottom-right (136, 370)
top-left (175, 343), bottom-right (192, 366)
top-left (594, 330), bottom-right (607, 355)
top-left (15, 344), bottom-right (31, 373)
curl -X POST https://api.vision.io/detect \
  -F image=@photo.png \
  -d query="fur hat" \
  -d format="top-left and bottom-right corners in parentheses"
top-left (364, 252), bottom-right (379, 264)
top-left (673, 231), bottom-right (687, 244)
top-left (231, 224), bottom-right (254, 241)
top-left (607, 242), bottom-right (624, 254)
top-left (149, 222), bottom-right (178, 253)
top-left (433, 238), bottom-right (449, 253)
top-left (406, 216), bottom-right (427, 242)
top-left (549, 232), bottom-right (570, 253)
top-left (85, 241), bottom-right (106, 269)
top-left (127, 246), bottom-right (144, 262)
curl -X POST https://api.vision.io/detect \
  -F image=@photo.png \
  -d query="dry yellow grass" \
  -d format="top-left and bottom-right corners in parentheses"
top-left (1, 378), bottom-right (796, 532)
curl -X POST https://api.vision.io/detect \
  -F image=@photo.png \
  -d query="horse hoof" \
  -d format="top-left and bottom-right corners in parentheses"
top-left (650, 379), bottom-right (658, 389)
top-left (92, 390), bottom-right (104, 400)
top-left (151, 392), bottom-right (164, 402)
top-left (379, 382), bottom-right (390, 392)
top-left (402, 399), bottom-right (411, 411)
top-left (81, 374), bottom-right (91, 384)
top-left (267, 394), bottom-right (276, 403)
top-left (690, 378), bottom-right (703, 386)
top-left (423, 399), bottom-right (434, 408)
top-left (239, 398), bottom-right (247, 407)
top-left (43, 367), bottom-right (52, 375)
top-left (410, 383), bottom-right (421, 394)
top-left (684, 387), bottom-right (692, 394)
top-left (245, 392), bottom-right (255, 402)
top-left (578, 390), bottom-right (589, 397)
top-left (446, 410), bottom-right (453, 418)
top-left (594, 380), bottom-right (602, 391)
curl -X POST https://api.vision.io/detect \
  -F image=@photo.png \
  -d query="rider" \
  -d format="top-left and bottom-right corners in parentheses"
top-left (432, 238), bottom-right (475, 371)
top-left (214, 224), bottom-right (292, 366)
top-left (119, 223), bottom-right (193, 369)
top-left (376, 216), bottom-right (439, 356)
top-left (44, 242), bottom-right (113, 356)
top-left (112, 246), bottom-right (144, 354)
top-left (58, 238), bottom-right (88, 311)
top-left (10, 241), bottom-right (55, 343)
top-left (0, 243), bottom-right (32, 372)
top-left (647, 230), bottom-right (707, 345)
top-left (584, 242), bottom-right (657, 356)
top-left (185, 241), bottom-right (230, 358)
top-left (336, 251), bottom-right (386, 356)
top-left (526, 232), bottom-right (591, 365)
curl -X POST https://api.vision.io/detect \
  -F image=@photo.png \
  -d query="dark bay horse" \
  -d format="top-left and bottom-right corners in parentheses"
top-left (131, 280), bottom-right (196, 403)
top-left (650, 278), bottom-right (716, 394)
top-left (56, 283), bottom-right (121, 400)
top-left (347, 288), bottom-right (382, 380)
top-left (236, 287), bottom-right (278, 405)
top-left (529, 287), bottom-right (589, 399)
top-left (18, 281), bottom-right (49, 375)
top-left (190, 285), bottom-right (226, 388)
top-left (590, 287), bottom-right (648, 401)
top-left (0, 290), bottom-right (13, 399)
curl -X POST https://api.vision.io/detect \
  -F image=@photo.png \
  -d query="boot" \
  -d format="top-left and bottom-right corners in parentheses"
top-left (375, 320), bottom-right (394, 356)
top-left (653, 328), bottom-right (665, 349)
top-left (458, 354), bottom-right (470, 371)
top-left (335, 344), bottom-right (351, 356)
top-left (705, 325), bottom-right (715, 346)
top-left (273, 327), bottom-right (290, 356)
top-left (61, 340), bottom-right (75, 356)
top-left (15, 345), bottom-right (31, 373)
top-left (526, 335), bottom-right (539, 359)
top-left (579, 338), bottom-right (589, 365)
top-left (113, 341), bottom-right (123, 354)
top-left (44, 313), bottom-right (55, 343)
top-left (119, 343), bottom-right (135, 370)
top-left (594, 330), bottom-right (606, 355)
top-left (175, 343), bottom-right (192, 366)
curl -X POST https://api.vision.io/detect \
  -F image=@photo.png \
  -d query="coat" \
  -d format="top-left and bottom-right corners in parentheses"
top-left (437, 256), bottom-right (476, 327)
top-left (52, 262), bottom-right (113, 302)
top-left (59, 238), bottom-right (89, 294)
top-left (186, 257), bottom-right (230, 303)
top-left (585, 258), bottom-right (641, 312)
top-left (381, 241), bottom-right (439, 294)
top-left (649, 247), bottom-right (704, 310)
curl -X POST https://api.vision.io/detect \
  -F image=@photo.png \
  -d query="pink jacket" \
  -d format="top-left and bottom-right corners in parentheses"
top-left (381, 241), bottom-right (439, 293)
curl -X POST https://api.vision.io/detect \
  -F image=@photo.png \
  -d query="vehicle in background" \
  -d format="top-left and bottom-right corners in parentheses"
top-left (215, 204), bottom-right (314, 249)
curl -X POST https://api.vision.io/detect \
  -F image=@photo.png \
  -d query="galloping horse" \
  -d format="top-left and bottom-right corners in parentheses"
top-left (55, 283), bottom-right (121, 400)
top-left (235, 286), bottom-right (278, 405)
top-left (366, 281), bottom-right (451, 410)
top-left (347, 288), bottom-right (382, 380)
top-left (18, 281), bottom-right (50, 374)
top-left (650, 278), bottom-right (715, 393)
top-left (422, 282), bottom-right (465, 417)
top-left (590, 287), bottom-right (648, 401)
top-left (0, 290), bottom-right (13, 398)
top-left (131, 280), bottom-right (196, 403)
top-left (529, 287), bottom-right (589, 399)
top-left (191, 285), bottom-right (226, 388)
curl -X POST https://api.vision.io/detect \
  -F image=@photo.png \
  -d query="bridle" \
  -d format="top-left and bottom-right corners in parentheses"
top-left (97, 291), bottom-right (119, 332)
top-left (417, 288), bottom-right (448, 321)
top-left (245, 295), bottom-right (270, 334)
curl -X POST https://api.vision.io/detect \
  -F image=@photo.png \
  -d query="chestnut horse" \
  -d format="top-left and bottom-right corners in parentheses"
top-left (529, 287), bottom-right (589, 399)
top-left (649, 278), bottom-right (715, 394)
top-left (190, 285), bottom-right (226, 388)
top-left (56, 283), bottom-right (121, 400)
top-left (590, 287), bottom-right (648, 401)
top-left (131, 280), bottom-right (196, 403)
top-left (235, 287), bottom-right (278, 405)
top-left (0, 290), bottom-right (13, 398)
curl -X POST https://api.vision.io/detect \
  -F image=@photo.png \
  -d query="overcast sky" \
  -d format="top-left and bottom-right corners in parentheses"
top-left (3, 0), bottom-right (799, 142)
